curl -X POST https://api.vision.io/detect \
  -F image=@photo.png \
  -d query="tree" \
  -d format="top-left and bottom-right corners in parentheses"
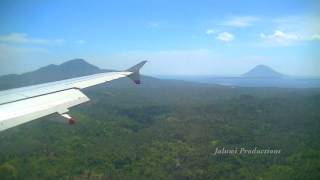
top-left (0, 164), bottom-right (18, 180)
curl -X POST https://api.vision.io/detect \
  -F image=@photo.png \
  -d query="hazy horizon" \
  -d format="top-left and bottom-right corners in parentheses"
top-left (0, 0), bottom-right (319, 76)
top-left (2, 58), bottom-right (320, 79)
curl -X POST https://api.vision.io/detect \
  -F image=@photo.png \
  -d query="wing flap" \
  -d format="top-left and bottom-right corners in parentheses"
top-left (0, 89), bottom-right (89, 131)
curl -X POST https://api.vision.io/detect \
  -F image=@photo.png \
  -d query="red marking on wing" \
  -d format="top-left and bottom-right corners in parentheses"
top-left (68, 117), bottom-right (76, 125)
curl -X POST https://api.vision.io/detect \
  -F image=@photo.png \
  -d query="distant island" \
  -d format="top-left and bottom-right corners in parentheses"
top-left (242, 65), bottom-right (284, 78)
top-left (160, 64), bottom-right (320, 88)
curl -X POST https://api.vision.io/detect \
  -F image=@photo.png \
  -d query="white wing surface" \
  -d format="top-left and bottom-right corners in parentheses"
top-left (0, 61), bottom-right (147, 131)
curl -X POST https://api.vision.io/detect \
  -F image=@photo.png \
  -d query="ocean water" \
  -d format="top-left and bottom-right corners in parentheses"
top-left (157, 75), bottom-right (320, 88)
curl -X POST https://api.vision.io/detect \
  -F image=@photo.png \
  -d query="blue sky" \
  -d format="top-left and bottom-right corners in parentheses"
top-left (0, 0), bottom-right (319, 76)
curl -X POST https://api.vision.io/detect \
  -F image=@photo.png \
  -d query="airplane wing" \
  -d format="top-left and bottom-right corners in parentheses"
top-left (0, 61), bottom-right (147, 132)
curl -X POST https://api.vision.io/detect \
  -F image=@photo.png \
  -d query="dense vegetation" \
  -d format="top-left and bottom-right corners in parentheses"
top-left (0, 78), bottom-right (320, 179)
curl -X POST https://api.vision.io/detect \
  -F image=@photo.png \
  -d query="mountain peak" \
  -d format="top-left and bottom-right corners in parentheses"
top-left (254, 64), bottom-right (271, 69)
top-left (0, 59), bottom-right (104, 90)
top-left (60, 58), bottom-right (96, 68)
top-left (242, 65), bottom-right (284, 78)
top-left (61, 58), bottom-right (86, 65)
top-left (33, 59), bottom-right (102, 75)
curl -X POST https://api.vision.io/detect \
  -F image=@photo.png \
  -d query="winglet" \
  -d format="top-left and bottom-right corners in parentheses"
top-left (126, 60), bottom-right (147, 84)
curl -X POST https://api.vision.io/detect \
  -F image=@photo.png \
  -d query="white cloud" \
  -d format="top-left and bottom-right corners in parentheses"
top-left (205, 29), bottom-right (216, 35)
top-left (310, 34), bottom-right (320, 41)
top-left (271, 16), bottom-right (320, 40)
top-left (260, 30), bottom-right (320, 45)
top-left (0, 33), bottom-right (64, 45)
top-left (223, 16), bottom-right (259, 27)
top-left (261, 30), bottom-right (300, 42)
top-left (0, 43), bottom-right (51, 75)
top-left (216, 32), bottom-right (234, 42)
top-left (147, 22), bottom-right (160, 28)
top-left (260, 33), bottom-right (266, 38)
top-left (75, 40), bottom-right (87, 45)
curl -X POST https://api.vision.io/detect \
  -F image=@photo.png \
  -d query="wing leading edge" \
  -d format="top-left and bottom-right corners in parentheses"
top-left (0, 61), bottom-right (147, 132)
